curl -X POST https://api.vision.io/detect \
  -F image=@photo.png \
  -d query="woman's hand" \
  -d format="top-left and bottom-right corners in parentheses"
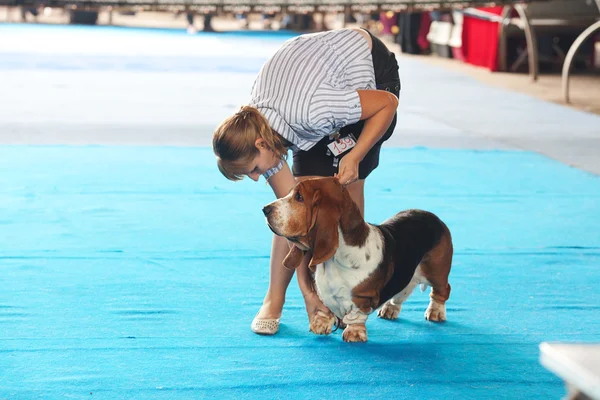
top-left (335, 151), bottom-right (360, 186)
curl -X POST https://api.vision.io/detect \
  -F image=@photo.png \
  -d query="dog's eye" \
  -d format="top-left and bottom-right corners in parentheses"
top-left (294, 191), bottom-right (304, 202)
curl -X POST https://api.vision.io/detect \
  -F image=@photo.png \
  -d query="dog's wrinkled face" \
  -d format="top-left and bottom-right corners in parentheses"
top-left (262, 179), bottom-right (321, 250)
top-left (262, 177), bottom-right (345, 269)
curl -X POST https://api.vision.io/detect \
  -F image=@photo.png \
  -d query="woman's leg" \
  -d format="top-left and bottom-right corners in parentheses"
top-left (255, 234), bottom-right (295, 320)
top-left (256, 227), bottom-right (336, 328)
top-left (254, 163), bottom-right (298, 323)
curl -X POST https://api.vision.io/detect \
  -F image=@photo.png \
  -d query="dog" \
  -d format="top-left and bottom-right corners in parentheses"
top-left (262, 177), bottom-right (453, 342)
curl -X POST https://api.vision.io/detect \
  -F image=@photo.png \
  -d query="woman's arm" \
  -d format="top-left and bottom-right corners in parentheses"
top-left (353, 89), bottom-right (399, 161)
top-left (335, 89), bottom-right (398, 185)
top-left (267, 161), bottom-right (296, 199)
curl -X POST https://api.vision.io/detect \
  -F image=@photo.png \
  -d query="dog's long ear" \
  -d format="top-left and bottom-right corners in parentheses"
top-left (338, 185), bottom-right (369, 246)
top-left (308, 188), bottom-right (340, 270)
top-left (283, 245), bottom-right (306, 270)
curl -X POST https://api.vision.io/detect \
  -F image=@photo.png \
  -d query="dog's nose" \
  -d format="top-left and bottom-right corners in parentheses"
top-left (262, 205), bottom-right (273, 217)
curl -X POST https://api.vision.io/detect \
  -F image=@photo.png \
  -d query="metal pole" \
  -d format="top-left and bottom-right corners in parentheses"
top-left (514, 4), bottom-right (538, 82)
top-left (562, 20), bottom-right (600, 103)
top-left (497, 6), bottom-right (512, 72)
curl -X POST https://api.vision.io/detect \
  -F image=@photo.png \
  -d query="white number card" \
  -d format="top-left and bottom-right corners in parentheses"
top-left (327, 136), bottom-right (356, 157)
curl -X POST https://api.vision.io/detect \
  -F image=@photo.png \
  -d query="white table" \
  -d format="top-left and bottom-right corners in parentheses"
top-left (540, 342), bottom-right (600, 400)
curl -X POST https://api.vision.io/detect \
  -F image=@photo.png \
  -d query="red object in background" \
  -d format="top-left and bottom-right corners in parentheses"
top-left (461, 6), bottom-right (504, 71)
top-left (417, 12), bottom-right (432, 51)
top-left (452, 47), bottom-right (466, 62)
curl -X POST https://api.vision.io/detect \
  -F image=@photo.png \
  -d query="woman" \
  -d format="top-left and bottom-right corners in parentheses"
top-left (213, 28), bottom-right (400, 335)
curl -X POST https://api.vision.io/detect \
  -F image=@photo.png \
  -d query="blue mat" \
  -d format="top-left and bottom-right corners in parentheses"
top-left (1, 146), bottom-right (600, 399)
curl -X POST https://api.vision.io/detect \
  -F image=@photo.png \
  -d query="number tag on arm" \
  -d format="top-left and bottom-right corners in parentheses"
top-left (327, 136), bottom-right (356, 157)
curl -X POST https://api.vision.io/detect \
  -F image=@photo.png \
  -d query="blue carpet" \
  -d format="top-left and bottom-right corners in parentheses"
top-left (1, 146), bottom-right (600, 399)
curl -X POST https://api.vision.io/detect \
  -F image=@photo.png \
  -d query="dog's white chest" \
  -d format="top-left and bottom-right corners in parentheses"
top-left (314, 226), bottom-right (384, 319)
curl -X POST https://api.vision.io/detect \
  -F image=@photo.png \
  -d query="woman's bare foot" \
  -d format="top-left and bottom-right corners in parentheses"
top-left (304, 291), bottom-right (335, 335)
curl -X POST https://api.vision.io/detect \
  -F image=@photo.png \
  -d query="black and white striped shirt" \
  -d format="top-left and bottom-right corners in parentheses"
top-left (249, 29), bottom-right (375, 178)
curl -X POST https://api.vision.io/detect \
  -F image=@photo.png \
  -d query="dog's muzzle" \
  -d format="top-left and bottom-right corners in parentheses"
top-left (262, 205), bottom-right (273, 217)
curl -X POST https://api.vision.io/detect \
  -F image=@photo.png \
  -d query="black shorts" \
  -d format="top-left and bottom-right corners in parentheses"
top-left (292, 29), bottom-right (400, 179)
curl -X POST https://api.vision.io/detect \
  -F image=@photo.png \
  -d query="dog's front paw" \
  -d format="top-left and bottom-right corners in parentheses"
top-left (425, 301), bottom-right (446, 322)
top-left (309, 309), bottom-right (336, 335)
top-left (342, 324), bottom-right (368, 343)
top-left (377, 302), bottom-right (401, 320)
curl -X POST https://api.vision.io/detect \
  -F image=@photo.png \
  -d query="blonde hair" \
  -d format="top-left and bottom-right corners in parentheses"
top-left (212, 106), bottom-right (288, 181)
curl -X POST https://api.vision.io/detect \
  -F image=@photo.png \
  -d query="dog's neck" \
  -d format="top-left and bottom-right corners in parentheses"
top-left (330, 227), bottom-right (364, 270)
top-left (328, 223), bottom-right (383, 274)
top-left (325, 190), bottom-right (372, 269)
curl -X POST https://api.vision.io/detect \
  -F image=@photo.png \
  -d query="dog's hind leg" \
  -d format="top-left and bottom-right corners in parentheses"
top-left (377, 273), bottom-right (421, 320)
top-left (420, 227), bottom-right (453, 322)
top-left (377, 300), bottom-right (401, 320)
top-left (425, 282), bottom-right (451, 322)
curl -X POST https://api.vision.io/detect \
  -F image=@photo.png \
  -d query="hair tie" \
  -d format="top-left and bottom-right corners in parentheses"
top-left (237, 109), bottom-right (250, 120)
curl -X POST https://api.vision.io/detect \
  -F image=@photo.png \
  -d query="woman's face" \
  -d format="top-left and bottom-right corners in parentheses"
top-left (243, 139), bottom-right (280, 181)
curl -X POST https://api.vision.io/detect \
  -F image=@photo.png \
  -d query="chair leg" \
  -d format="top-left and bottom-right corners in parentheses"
top-left (497, 6), bottom-right (512, 72)
top-left (514, 4), bottom-right (538, 82)
top-left (562, 20), bottom-right (600, 104)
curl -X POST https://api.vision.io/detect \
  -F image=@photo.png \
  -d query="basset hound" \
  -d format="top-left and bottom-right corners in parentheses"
top-left (262, 177), bottom-right (453, 343)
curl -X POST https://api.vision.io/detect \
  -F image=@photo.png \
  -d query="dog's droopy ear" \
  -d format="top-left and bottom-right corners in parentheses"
top-left (308, 201), bottom-right (340, 271)
top-left (283, 245), bottom-right (306, 270)
top-left (308, 227), bottom-right (339, 271)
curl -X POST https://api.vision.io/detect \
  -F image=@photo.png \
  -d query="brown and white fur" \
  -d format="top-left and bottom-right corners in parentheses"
top-left (262, 177), bottom-right (453, 343)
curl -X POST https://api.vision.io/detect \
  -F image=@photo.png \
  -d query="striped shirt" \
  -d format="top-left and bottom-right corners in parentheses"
top-left (249, 29), bottom-right (375, 178)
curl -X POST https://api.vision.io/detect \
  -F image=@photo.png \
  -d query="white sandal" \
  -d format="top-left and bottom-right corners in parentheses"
top-left (251, 315), bottom-right (281, 335)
